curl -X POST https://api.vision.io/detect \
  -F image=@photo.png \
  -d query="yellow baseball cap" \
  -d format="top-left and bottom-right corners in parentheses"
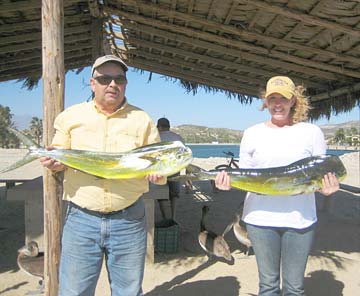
top-left (265, 76), bottom-right (295, 99)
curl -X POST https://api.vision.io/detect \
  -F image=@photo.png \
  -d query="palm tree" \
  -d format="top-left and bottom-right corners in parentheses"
top-left (333, 128), bottom-right (346, 144)
top-left (29, 117), bottom-right (43, 145)
top-left (0, 104), bottom-right (19, 148)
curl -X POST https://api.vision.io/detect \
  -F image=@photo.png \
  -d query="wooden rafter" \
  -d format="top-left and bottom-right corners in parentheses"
top-left (244, 0), bottom-right (360, 38)
top-left (108, 10), bottom-right (345, 81)
top-left (114, 22), bottom-right (324, 88)
top-left (1, 0), bottom-right (359, 114)
top-left (129, 47), bottom-right (262, 87)
top-left (128, 56), bottom-right (258, 96)
top-left (311, 82), bottom-right (360, 102)
top-left (281, 0), bottom-right (328, 41)
top-left (113, 0), bottom-right (360, 66)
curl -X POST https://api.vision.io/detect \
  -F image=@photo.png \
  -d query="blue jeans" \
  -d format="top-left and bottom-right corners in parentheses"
top-left (247, 223), bottom-right (316, 296)
top-left (59, 199), bottom-right (147, 296)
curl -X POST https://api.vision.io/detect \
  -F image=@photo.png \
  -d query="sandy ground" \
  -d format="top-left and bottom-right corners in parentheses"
top-left (0, 152), bottom-right (359, 296)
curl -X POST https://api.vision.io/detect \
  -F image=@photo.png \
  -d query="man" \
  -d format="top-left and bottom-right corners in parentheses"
top-left (40, 55), bottom-right (165, 296)
top-left (156, 117), bottom-right (186, 220)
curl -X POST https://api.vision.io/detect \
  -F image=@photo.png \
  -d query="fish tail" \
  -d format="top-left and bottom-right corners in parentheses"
top-left (168, 164), bottom-right (210, 182)
top-left (0, 151), bottom-right (38, 174)
top-left (7, 127), bottom-right (40, 149)
top-left (0, 128), bottom-right (40, 174)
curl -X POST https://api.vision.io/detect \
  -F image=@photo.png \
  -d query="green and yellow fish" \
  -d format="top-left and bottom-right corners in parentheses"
top-left (0, 128), bottom-right (193, 179)
top-left (170, 155), bottom-right (347, 195)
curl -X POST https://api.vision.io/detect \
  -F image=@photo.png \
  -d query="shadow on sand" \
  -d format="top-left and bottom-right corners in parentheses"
top-left (305, 270), bottom-right (344, 296)
top-left (145, 263), bottom-right (240, 296)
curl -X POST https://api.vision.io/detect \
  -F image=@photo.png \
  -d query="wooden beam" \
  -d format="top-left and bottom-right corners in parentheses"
top-left (0, 25), bottom-right (92, 46)
top-left (111, 1), bottom-right (360, 65)
top-left (129, 48), bottom-right (263, 87)
top-left (311, 82), bottom-right (360, 102)
top-left (128, 57), bottom-right (258, 96)
top-left (0, 14), bottom-right (91, 33)
top-left (114, 18), bottom-right (338, 83)
top-left (224, 0), bottom-right (240, 25)
top-left (125, 37), bottom-right (322, 89)
top-left (1, 0), bottom-right (79, 12)
top-left (0, 34), bottom-right (92, 54)
top-left (42, 0), bottom-right (64, 295)
top-left (187, 0), bottom-right (195, 14)
top-left (279, 0), bottom-right (327, 41)
top-left (0, 51), bottom-right (92, 72)
top-left (0, 60), bottom-right (90, 83)
top-left (168, 0), bottom-right (178, 24)
top-left (244, 0), bottom-right (360, 38)
top-left (108, 8), bottom-right (357, 80)
top-left (91, 17), bottom-right (103, 59)
top-left (206, 0), bottom-right (217, 20)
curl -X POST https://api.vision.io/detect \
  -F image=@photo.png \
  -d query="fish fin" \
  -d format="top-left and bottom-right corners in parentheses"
top-left (0, 151), bottom-right (37, 174)
top-left (292, 176), bottom-right (312, 186)
top-left (139, 155), bottom-right (157, 163)
top-left (7, 127), bottom-right (40, 148)
top-left (119, 155), bottom-right (153, 170)
top-left (263, 177), bottom-right (278, 185)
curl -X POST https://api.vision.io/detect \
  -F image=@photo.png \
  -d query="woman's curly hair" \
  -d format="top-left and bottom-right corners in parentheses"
top-left (260, 84), bottom-right (312, 123)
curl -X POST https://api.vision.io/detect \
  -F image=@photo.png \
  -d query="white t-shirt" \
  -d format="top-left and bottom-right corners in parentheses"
top-left (159, 130), bottom-right (185, 143)
top-left (239, 122), bottom-right (327, 229)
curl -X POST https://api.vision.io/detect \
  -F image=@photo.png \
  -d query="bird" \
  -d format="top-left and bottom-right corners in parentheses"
top-left (17, 241), bottom-right (44, 294)
top-left (225, 201), bottom-right (252, 256)
top-left (198, 205), bottom-right (232, 261)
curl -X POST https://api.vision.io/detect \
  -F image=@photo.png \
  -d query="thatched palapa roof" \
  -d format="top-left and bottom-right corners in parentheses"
top-left (1, 0), bottom-right (359, 120)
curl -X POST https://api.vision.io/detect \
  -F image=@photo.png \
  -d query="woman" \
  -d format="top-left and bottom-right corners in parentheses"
top-left (215, 76), bottom-right (340, 296)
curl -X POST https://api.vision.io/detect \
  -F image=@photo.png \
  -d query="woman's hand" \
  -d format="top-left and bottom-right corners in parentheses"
top-left (215, 170), bottom-right (231, 191)
top-left (317, 172), bottom-right (340, 196)
top-left (39, 146), bottom-right (65, 173)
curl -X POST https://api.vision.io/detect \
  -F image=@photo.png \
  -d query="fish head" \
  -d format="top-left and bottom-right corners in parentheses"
top-left (312, 155), bottom-right (347, 182)
top-left (154, 141), bottom-right (193, 176)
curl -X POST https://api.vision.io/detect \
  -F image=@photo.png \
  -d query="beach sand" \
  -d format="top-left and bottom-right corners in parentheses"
top-left (0, 152), bottom-right (359, 295)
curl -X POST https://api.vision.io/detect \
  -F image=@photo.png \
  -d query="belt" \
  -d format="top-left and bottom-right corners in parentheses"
top-left (69, 201), bottom-right (134, 217)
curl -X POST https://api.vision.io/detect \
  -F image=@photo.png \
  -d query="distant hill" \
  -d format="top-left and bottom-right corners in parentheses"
top-left (10, 115), bottom-right (359, 144)
top-left (172, 121), bottom-right (359, 143)
top-left (13, 114), bottom-right (33, 130)
top-left (172, 125), bottom-right (242, 144)
top-left (319, 120), bottom-right (359, 138)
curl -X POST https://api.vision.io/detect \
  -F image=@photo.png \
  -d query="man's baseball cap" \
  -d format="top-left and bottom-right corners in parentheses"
top-left (265, 76), bottom-right (295, 99)
top-left (91, 55), bottom-right (128, 76)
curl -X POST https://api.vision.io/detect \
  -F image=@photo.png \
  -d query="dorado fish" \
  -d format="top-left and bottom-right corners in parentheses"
top-left (0, 128), bottom-right (193, 179)
top-left (170, 155), bottom-right (346, 195)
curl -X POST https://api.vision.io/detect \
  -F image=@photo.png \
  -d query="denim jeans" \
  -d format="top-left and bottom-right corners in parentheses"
top-left (59, 198), bottom-right (147, 296)
top-left (247, 223), bottom-right (316, 296)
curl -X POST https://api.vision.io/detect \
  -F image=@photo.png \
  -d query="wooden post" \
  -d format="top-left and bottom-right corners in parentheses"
top-left (42, 0), bottom-right (64, 295)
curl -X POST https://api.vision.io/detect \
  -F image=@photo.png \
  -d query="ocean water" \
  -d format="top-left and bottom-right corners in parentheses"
top-left (188, 144), bottom-right (357, 158)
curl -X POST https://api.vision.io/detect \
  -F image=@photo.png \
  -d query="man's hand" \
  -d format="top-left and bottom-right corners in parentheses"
top-left (39, 146), bottom-right (65, 173)
top-left (317, 172), bottom-right (340, 196)
top-left (146, 174), bottom-right (166, 185)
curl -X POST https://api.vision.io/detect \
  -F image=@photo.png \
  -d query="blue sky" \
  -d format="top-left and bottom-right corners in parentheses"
top-left (1, 66), bottom-right (359, 130)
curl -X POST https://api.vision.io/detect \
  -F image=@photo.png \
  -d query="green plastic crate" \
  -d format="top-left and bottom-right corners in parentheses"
top-left (154, 219), bottom-right (179, 253)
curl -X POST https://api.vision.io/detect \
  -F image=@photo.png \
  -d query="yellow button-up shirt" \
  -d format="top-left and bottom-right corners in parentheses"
top-left (52, 100), bottom-right (161, 212)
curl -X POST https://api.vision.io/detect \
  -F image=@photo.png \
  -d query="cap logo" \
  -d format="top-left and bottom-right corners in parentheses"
top-left (271, 79), bottom-right (289, 86)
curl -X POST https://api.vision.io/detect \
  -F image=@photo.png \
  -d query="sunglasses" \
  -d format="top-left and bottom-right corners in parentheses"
top-left (94, 75), bottom-right (127, 85)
